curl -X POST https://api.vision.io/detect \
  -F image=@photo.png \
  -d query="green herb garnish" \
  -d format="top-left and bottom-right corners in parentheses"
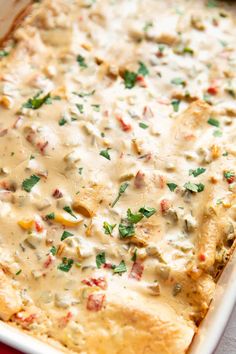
top-left (184, 182), bottom-right (205, 193)
top-left (22, 175), bottom-right (40, 192)
top-left (167, 183), bottom-right (178, 192)
top-left (0, 50), bottom-right (9, 58)
top-left (213, 130), bottom-right (222, 137)
top-left (139, 122), bottom-right (149, 129)
top-left (76, 54), bottom-right (87, 68)
top-left (61, 230), bottom-right (74, 241)
top-left (96, 252), bottom-right (106, 268)
top-left (138, 62), bottom-right (149, 76)
top-left (171, 99), bottom-right (180, 112)
top-left (111, 182), bottom-right (129, 207)
top-left (103, 222), bottom-right (116, 235)
top-left (113, 260), bottom-right (127, 274)
top-left (124, 71), bottom-right (137, 89)
top-left (58, 117), bottom-right (67, 126)
top-left (131, 248), bottom-right (138, 262)
top-left (100, 148), bottom-right (111, 160)
top-left (189, 167), bottom-right (206, 177)
top-left (118, 223), bottom-right (135, 238)
top-left (171, 77), bottom-right (186, 86)
top-left (208, 117), bottom-right (220, 127)
top-left (63, 206), bottom-right (77, 219)
top-left (127, 209), bottom-right (143, 224)
top-left (23, 92), bottom-right (51, 110)
top-left (50, 246), bottom-right (57, 256)
top-left (76, 104), bottom-right (84, 113)
top-left (15, 269), bottom-right (22, 276)
top-left (139, 206), bottom-right (156, 218)
top-left (46, 212), bottom-right (55, 220)
top-left (58, 257), bottom-right (74, 272)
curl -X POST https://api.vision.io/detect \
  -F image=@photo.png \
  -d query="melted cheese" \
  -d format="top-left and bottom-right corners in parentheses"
top-left (0, 0), bottom-right (236, 353)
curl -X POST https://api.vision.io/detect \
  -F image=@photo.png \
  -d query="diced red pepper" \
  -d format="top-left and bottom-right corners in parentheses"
top-left (129, 261), bottom-right (144, 281)
top-left (136, 75), bottom-right (147, 88)
top-left (82, 276), bottom-right (107, 290)
top-left (117, 116), bottom-right (132, 132)
top-left (87, 293), bottom-right (105, 311)
top-left (35, 221), bottom-right (43, 233)
top-left (58, 311), bottom-right (72, 328)
top-left (198, 253), bottom-right (206, 262)
top-left (207, 86), bottom-right (218, 95)
top-left (43, 254), bottom-right (54, 268)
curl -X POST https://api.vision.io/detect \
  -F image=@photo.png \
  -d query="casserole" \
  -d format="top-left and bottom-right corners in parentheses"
top-left (0, 0), bottom-right (236, 353)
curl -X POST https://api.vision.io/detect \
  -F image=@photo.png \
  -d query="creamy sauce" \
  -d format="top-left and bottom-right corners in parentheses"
top-left (0, 0), bottom-right (236, 353)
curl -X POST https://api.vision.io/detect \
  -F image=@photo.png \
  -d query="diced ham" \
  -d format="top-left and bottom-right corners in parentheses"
top-left (52, 189), bottom-right (63, 198)
top-left (129, 261), bottom-right (144, 281)
top-left (160, 199), bottom-right (171, 214)
top-left (87, 293), bottom-right (105, 312)
top-left (134, 170), bottom-right (145, 189)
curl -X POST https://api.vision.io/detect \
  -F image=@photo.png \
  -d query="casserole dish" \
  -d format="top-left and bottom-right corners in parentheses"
top-left (0, 1), bottom-right (235, 353)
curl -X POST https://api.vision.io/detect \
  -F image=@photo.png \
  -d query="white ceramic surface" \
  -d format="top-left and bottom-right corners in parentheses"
top-left (0, 2), bottom-right (235, 354)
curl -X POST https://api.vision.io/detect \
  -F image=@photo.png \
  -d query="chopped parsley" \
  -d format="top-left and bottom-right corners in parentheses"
top-left (213, 130), bottom-right (223, 137)
top-left (138, 62), bottom-right (149, 76)
top-left (103, 222), bottom-right (116, 235)
top-left (111, 182), bottom-right (129, 207)
top-left (58, 117), bottom-right (67, 126)
top-left (183, 47), bottom-right (194, 55)
top-left (96, 252), bottom-right (106, 268)
top-left (113, 260), bottom-right (127, 274)
top-left (78, 167), bottom-right (83, 175)
top-left (50, 246), bottom-right (57, 256)
top-left (46, 212), bottom-right (55, 220)
top-left (100, 148), bottom-right (111, 160)
top-left (76, 54), bottom-right (87, 68)
top-left (171, 77), bottom-right (186, 86)
top-left (61, 230), bottom-right (74, 241)
top-left (224, 170), bottom-right (235, 180)
top-left (63, 206), bottom-right (77, 219)
top-left (118, 223), bottom-right (135, 238)
top-left (139, 206), bottom-right (156, 218)
top-left (57, 257), bottom-right (74, 272)
top-left (23, 92), bottom-right (51, 110)
top-left (74, 90), bottom-right (95, 98)
top-left (189, 167), bottom-right (206, 177)
top-left (171, 99), bottom-right (181, 112)
top-left (167, 183), bottom-right (178, 192)
top-left (143, 21), bottom-right (153, 32)
top-left (184, 182), bottom-right (205, 193)
top-left (206, 0), bottom-right (218, 8)
top-left (208, 117), bottom-right (220, 127)
top-left (76, 104), bottom-right (84, 113)
top-left (131, 248), bottom-right (138, 262)
top-left (91, 104), bottom-right (100, 112)
top-left (139, 122), bottom-right (149, 129)
top-left (15, 269), bottom-right (22, 276)
top-left (127, 209), bottom-right (143, 224)
top-left (0, 50), bottom-right (9, 58)
top-left (22, 175), bottom-right (40, 192)
top-left (124, 70), bottom-right (137, 89)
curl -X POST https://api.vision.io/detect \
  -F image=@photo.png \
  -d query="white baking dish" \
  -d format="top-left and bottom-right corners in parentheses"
top-left (0, 1), bottom-right (235, 353)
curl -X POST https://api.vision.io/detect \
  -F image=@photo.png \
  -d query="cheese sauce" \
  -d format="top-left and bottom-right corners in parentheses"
top-left (0, 0), bottom-right (236, 353)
